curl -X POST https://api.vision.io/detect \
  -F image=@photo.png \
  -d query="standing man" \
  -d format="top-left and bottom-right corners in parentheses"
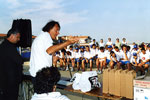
top-left (29, 20), bottom-right (79, 77)
top-left (0, 29), bottom-right (23, 100)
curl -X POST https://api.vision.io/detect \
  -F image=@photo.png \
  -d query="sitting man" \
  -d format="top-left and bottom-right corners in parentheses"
top-left (31, 67), bottom-right (70, 100)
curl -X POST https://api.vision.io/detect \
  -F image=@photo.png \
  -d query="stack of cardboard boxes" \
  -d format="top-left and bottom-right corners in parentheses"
top-left (134, 76), bottom-right (150, 100)
top-left (103, 68), bottom-right (136, 99)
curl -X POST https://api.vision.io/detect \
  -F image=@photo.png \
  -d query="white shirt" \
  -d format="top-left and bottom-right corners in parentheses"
top-left (72, 51), bottom-right (81, 58)
top-left (29, 32), bottom-right (53, 77)
top-left (140, 53), bottom-right (150, 62)
top-left (106, 41), bottom-right (112, 46)
top-left (31, 92), bottom-right (70, 100)
top-left (130, 56), bottom-right (140, 63)
top-left (91, 48), bottom-right (97, 57)
top-left (146, 50), bottom-right (150, 57)
top-left (98, 52), bottom-right (106, 61)
top-left (84, 51), bottom-right (92, 59)
top-left (120, 51), bottom-right (131, 61)
top-left (105, 50), bottom-right (111, 60)
top-left (99, 42), bottom-right (105, 47)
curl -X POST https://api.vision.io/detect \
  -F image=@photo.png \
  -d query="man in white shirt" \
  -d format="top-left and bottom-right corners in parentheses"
top-left (31, 67), bottom-right (70, 100)
top-left (115, 38), bottom-right (121, 49)
top-left (99, 39), bottom-right (105, 47)
top-left (29, 20), bottom-right (79, 77)
top-left (83, 46), bottom-right (93, 71)
top-left (106, 38), bottom-right (113, 46)
top-left (122, 38), bottom-right (127, 45)
top-left (72, 47), bottom-right (81, 71)
top-left (139, 48), bottom-right (150, 73)
top-left (96, 47), bottom-right (106, 74)
top-left (110, 51), bottom-right (121, 69)
top-left (120, 45), bottom-right (131, 70)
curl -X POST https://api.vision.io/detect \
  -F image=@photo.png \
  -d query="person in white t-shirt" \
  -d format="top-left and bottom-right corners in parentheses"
top-left (99, 39), bottom-right (105, 47)
top-left (83, 46), bottom-right (93, 71)
top-left (130, 53), bottom-right (140, 72)
top-left (96, 47), bottom-right (106, 74)
top-left (122, 38), bottom-right (127, 45)
top-left (138, 48), bottom-right (150, 74)
top-left (29, 20), bottom-right (79, 77)
top-left (91, 44), bottom-right (98, 60)
top-left (109, 51), bottom-right (121, 69)
top-left (59, 49), bottom-right (67, 70)
top-left (106, 38), bottom-right (113, 46)
top-left (72, 47), bottom-right (81, 71)
top-left (31, 67), bottom-right (70, 100)
top-left (120, 45), bottom-right (131, 70)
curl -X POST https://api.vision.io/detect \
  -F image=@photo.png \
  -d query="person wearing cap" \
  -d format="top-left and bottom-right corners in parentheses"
top-left (104, 45), bottom-right (113, 67)
top-left (83, 46), bottom-right (93, 71)
top-left (131, 44), bottom-right (140, 56)
top-left (106, 38), bottom-right (113, 46)
top-left (115, 38), bottom-right (121, 49)
top-left (130, 53), bottom-right (140, 73)
top-left (109, 51), bottom-right (121, 69)
top-left (72, 47), bottom-right (81, 71)
top-left (138, 48), bottom-right (150, 74)
top-left (120, 44), bottom-right (131, 70)
top-left (96, 47), bottom-right (107, 74)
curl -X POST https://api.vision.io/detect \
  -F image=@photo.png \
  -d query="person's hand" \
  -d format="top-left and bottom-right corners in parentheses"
top-left (68, 36), bottom-right (79, 44)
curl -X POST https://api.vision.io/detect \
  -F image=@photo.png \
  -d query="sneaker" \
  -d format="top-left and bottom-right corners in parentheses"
top-left (71, 67), bottom-right (74, 72)
top-left (97, 70), bottom-right (102, 74)
top-left (65, 67), bottom-right (69, 71)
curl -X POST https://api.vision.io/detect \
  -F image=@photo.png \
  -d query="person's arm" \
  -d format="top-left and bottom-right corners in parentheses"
top-left (47, 37), bottom-right (79, 55)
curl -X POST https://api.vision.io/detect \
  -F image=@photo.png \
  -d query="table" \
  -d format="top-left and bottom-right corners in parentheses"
top-left (64, 85), bottom-right (122, 100)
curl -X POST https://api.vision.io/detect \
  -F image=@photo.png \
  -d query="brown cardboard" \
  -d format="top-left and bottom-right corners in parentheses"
top-left (114, 69), bottom-right (122, 96)
top-left (120, 69), bottom-right (128, 97)
top-left (125, 70), bottom-right (136, 99)
top-left (108, 69), bottom-right (117, 95)
top-left (103, 68), bottom-right (110, 94)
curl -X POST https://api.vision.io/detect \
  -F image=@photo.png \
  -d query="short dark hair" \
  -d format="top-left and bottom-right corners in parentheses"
top-left (34, 67), bottom-right (61, 94)
top-left (42, 20), bottom-right (60, 32)
top-left (7, 28), bottom-right (20, 37)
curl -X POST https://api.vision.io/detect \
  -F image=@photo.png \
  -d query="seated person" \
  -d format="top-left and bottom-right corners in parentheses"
top-left (59, 49), bottom-right (67, 70)
top-left (72, 47), bottom-right (81, 71)
top-left (31, 67), bottom-right (70, 100)
top-left (138, 48), bottom-right (150, 74)
top-left (120, 45), bottom-right (131, 70)
top-left (96, 47), bottom-right (106, 74)
top-left (109, 51), bottom-right (121, 69)
top-left (83, 46), bottom-right (93, 71)
top-left (130, 53), bottom-right (140, 71)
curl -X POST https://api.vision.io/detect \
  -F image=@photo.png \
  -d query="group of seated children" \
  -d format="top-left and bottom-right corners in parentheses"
top-left (54, 43), bottom-right (150, 75)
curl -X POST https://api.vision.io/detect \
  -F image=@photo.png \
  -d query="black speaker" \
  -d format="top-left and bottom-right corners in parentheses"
top-left (11, 19), bottom-right (32, 47)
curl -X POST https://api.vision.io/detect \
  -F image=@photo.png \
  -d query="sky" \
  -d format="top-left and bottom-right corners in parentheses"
top-left (0, 0), bottom-right (150, 43)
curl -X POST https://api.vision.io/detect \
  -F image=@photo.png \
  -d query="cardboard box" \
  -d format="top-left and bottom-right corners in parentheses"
top-left (120, 69), bottom-right (128, 97)
top-left (108, 69), bottom-right (116, 95)
top-left (103, 68), bottom-right (110, 94)
top-left (134, 87), bottom-right (150, 100)
top-left (114, 69), bottom-right (122, 96)
top-left (125, 70), bottom-right (136, 99)
top-left (134, 76), bottom-right (150, 89)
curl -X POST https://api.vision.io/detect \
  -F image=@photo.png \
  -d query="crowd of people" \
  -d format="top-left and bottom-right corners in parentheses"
top-left (54, 38), bottom-right (150, 75)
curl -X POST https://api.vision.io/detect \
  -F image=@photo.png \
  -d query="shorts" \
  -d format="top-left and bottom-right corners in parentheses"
top-left (106, 59), bottom-right (110, 64)
top-left (75, 58), bottom-right (81, 63)
top-left (145, 62), bottom-right (150, 65)
top-left (120, 60), bottom-right (130, 65)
